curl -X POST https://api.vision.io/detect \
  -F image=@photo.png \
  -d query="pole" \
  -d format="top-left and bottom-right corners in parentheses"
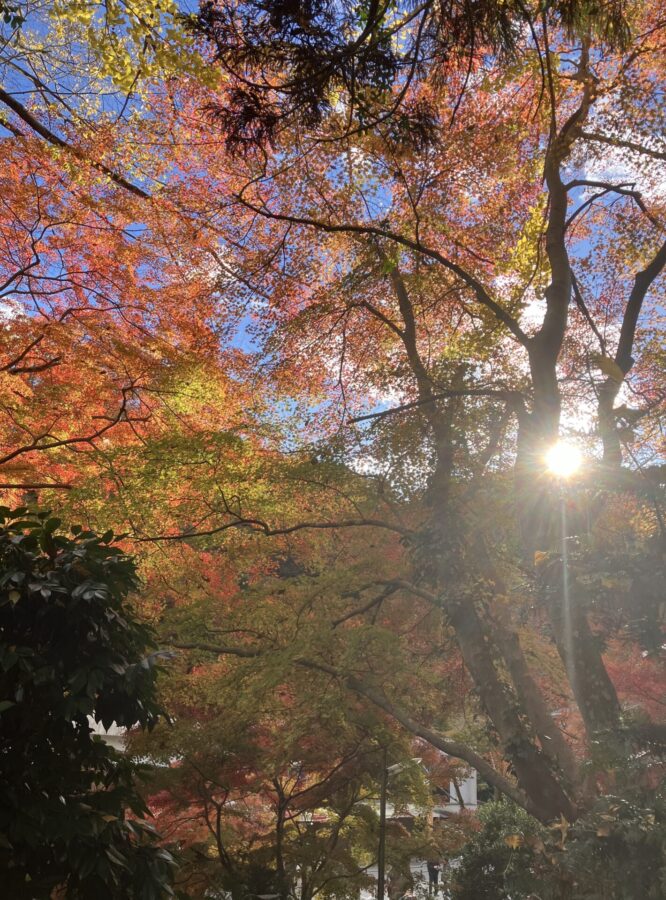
top-left (559, 483), bottom-right (577, 695)
top-left (377, 747), bottom-right (388, 900)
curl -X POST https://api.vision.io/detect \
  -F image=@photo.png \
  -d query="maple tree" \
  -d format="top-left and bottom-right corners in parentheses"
top-left (136, 654), bottom-right (453, 898)
top-left (1, 0), bottom-right (665, 896)
top-left (0, 1), bottom-right (248, 503)
top-left (150, 0), bottom-right (666, 831)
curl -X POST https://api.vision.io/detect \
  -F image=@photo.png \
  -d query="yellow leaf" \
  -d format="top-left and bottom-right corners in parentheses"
top-left (551, 814), bottom-right (570, 848)
top-left (534, 551), bottom-right (549, 568)
top-left (505, 833), bottom-right (524, 849)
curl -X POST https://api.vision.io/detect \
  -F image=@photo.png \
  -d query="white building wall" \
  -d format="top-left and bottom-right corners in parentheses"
top-left (88, 717), bottom-right (126, 751)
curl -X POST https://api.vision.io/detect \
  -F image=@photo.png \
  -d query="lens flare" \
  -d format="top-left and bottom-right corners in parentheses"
top-left (545, 441), bottom-right (582, 478)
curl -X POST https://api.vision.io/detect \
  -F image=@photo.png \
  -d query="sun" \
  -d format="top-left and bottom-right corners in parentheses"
top-left (545, 441), bottom-right (582, 478)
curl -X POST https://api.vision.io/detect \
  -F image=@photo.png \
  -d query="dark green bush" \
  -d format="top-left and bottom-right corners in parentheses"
top-left (0, 507), bottom-right (175, 898)
top-left (450, 788), bottom-right (666, 900)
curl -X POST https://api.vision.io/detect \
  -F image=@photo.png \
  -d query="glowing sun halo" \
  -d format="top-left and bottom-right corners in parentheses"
top-left (545, 441), bottom-right (582, 478)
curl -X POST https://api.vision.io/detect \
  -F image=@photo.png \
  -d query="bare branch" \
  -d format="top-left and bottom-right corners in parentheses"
top-left (571, 272), bottom-right (606, 354)
top-left (350, 389), bottom-right (527, 424)
top-left (566, 179), bottom-right (664, 230)
top-left (580, 130), bottom-right (666, 163)
top-left (137, 515), bottom-right (412, 543)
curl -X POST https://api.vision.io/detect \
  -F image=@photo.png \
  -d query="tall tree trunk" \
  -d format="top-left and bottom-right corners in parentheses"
top-left (491, 617), bottom-right (579, 787)
top-left (541, 559), bottom-right (622, 742)
top-left (273, 785), bottom-right (289, 900)
top-left (422, 399), bottom-right (576, 818)
top-left (444, 590), bottom-right (576, 821)
top-left (511, 59), bottom-right (625, 765)
top-left (390, 225), bottom-right (577, 821)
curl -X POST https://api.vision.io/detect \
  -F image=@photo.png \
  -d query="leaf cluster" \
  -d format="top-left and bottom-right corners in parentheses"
top-left (0, 507), bottom-right (175, 898)
top-left (450, 787), bottom-right (666, 900)
top-left (192, 0), bottom-right (630, 150)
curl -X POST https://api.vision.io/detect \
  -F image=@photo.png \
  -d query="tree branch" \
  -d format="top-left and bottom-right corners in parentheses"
top-left (168, 640), bottom-right (537, 817)
top-left (566, 179), bottom-right (664, 230)
top-left (580, 130), bottom-right (666, 163)
top-left (349, 389), bottom-right (527, 424)
top-left (0, 88), bottom-right (150, 199)
top-left (137, 515), bottom-right (412, 543)
top-left (0, 384), bottom-right (142, 467)
top-left (598, 236), bottom-right (666, 464)
top-left (235, 194), bottom-right (530, 346)
top-left (0, 482), bottom-right (72, 491)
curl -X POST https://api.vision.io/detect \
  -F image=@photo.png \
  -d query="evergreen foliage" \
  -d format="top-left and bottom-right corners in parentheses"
top-left (0, 508), bottom-right (175, 898)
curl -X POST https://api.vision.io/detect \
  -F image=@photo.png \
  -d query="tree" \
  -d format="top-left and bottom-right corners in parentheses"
top-left (1, 0), bottom-right (665, 888)
top-left (0, 507), bottom-right (175, 898)
top-left (142, 712), bottom-right (390, 899)
top-left (450, 790), bottom-right (666, 899)
top-left (193, 0), bottom-right (630, 150)
top-left (449, 799), bottom-right (552, 899)
top-left (0, 0), bottom-right (231, 498)
top-left (150, 0), bottom-right (666, 830)
top-left (137, 564), bottom-right (444, 900)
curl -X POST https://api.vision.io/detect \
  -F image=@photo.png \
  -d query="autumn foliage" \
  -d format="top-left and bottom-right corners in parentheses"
top-left (1, 1), bottom-right (666, 897)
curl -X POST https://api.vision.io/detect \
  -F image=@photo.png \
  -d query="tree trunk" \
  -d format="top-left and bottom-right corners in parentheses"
top-left (491, 616), bottom-right (579, 787)
top-left (445, 593), bottom-right (576, 821)
top-left (541, 559), bottom-right (622, 743)
top-left (274, 787), bottom-right (289, 900)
